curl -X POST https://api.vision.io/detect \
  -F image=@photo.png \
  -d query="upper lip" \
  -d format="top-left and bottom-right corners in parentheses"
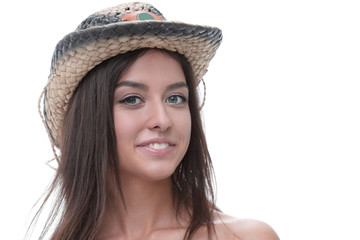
top-left (137, 138), bottom-right (176, 147)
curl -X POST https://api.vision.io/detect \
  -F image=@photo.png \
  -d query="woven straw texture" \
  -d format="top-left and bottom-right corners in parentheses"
top-left (41, 2), bottom-right (222, 147)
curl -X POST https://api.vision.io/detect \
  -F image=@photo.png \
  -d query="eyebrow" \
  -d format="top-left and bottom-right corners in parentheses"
top-left (115, 81), bottom-right (188, 91)
top-left (115, 81), bottom-right (148, 91)
top-left (166, 82), bottom-right (189, 91)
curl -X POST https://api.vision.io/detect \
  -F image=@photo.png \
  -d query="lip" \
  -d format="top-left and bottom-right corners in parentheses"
top-left (137, 138), bottom-right (175, 156)
top-left (137, 138), bottom-right (175, 146)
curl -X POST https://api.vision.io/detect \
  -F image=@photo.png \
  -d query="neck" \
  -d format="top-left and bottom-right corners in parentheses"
top-left (97, 176), bottom-right (186, 239)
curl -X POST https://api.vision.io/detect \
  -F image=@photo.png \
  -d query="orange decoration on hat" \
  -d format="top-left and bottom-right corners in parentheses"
top-left (121, 11), bottom-right (164, 21)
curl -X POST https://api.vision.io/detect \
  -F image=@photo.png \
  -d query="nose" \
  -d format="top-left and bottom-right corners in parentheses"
top-left (147, 101), bottom-right (173, 131)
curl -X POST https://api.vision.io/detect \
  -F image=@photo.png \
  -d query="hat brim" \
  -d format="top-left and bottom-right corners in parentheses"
top-left (44, 20), bottom-right (222, 146)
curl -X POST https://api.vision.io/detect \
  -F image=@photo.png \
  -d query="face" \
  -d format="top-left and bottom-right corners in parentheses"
top-left (113, 50), bottom-right (191, 182)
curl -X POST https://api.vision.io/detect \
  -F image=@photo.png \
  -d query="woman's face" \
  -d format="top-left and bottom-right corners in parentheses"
top-left (113, 50), bottom-right (191, 182)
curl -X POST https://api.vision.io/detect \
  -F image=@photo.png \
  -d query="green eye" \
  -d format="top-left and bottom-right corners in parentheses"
top-left (166, 95), bottom-right (186, 104)
top-left (119, 96), bottom-right (142, 105)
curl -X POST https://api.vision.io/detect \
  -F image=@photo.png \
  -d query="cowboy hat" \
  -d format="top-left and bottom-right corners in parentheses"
top-left (40, 1), bottom-right (222, 147)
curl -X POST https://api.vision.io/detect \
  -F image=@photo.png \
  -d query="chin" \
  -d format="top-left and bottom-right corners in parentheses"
top-left (140, 163), bottom-right (179, 182)
top-left (119, 158), bottom-right (181, 183)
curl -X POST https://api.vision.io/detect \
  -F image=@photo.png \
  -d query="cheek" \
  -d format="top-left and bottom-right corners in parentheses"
top-left (113, 111), bottom-right (143, 143)
top-left (173, 109), bottom-right (192, 144)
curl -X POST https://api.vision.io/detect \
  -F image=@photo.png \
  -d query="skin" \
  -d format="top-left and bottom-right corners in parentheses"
top-left (113, 51), bottom-right (191, 183)
top-left (96, 50), bottom-right (279, 240)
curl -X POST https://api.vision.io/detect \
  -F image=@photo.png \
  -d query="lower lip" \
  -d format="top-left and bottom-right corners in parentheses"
top-left (137, 145), bottom-right (174, 157)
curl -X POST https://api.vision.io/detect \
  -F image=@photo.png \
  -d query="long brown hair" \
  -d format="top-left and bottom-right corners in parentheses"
top-left (30, 48), bottom-right (216, 240)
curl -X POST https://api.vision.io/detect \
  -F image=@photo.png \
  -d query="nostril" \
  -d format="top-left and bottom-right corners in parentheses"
top-left (147, 104), bottom-right (173, 131)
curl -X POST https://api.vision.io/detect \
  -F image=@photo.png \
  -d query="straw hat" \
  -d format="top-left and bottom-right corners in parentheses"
top-left (40, 1), bottom-right (222, 149)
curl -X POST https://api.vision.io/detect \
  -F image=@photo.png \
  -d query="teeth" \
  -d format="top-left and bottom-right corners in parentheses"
top-left (147, 143), bottom-right (170, 150)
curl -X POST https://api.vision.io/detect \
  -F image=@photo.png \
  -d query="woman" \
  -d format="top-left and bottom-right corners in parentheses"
top-left (33, 2), bottom-right (279, 240)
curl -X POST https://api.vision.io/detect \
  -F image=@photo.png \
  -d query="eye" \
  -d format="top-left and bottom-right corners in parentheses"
top-left (166, 95), bottom-right (187, 104)
top-left (119, 96), bottom-right (143, 105)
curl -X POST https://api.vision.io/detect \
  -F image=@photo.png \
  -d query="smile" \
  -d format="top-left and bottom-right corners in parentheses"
top-left (137, 139), bottom-right (176, 156)
top-left (146, 143), bottom-right (172, 150)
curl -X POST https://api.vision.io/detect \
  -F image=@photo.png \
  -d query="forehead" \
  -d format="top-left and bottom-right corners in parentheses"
top-left (118, 50), bottom-right (186, 86)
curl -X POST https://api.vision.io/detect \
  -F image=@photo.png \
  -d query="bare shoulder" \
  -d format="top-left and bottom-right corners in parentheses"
top-left (213, 211), bottom-right (280, 240)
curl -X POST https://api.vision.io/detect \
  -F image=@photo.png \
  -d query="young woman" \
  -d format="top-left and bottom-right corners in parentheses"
top-left (33, 2), bottom-right (279, 240)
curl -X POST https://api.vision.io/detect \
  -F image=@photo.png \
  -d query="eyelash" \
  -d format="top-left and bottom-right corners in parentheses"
top-left (166, 95), bottom-right (187, 104)
top-left (118, 94), bottom-right (187, 106)
top-left (119, 95), bottom-right (143, 105)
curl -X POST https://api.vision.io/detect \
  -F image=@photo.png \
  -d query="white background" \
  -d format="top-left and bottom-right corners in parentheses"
top-left (1, 0), bottom-right (359, 239)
